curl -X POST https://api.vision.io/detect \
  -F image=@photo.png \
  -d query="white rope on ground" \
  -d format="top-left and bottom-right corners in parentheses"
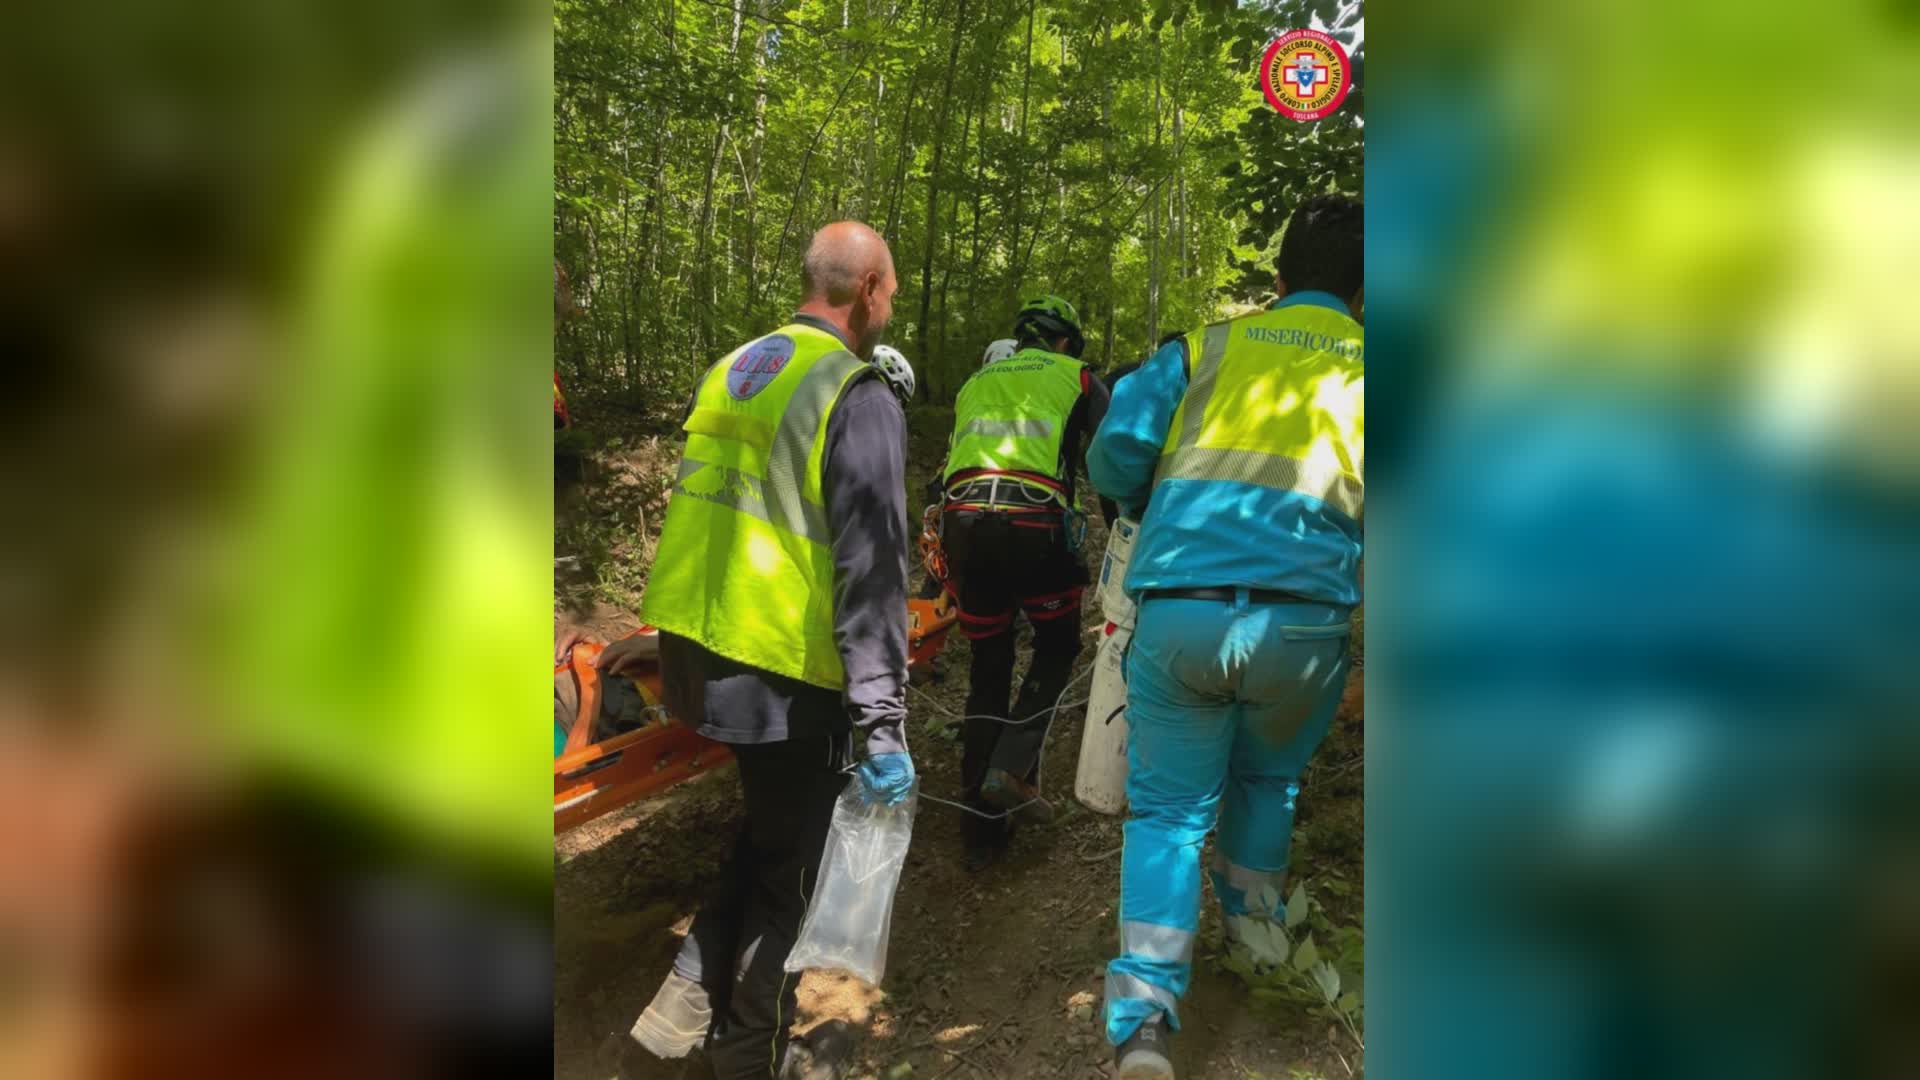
top-left (889, 653), bottom-right (1101, 821)
top-left (904, 661), bottom-right (1096, 726)
top-left (917, 790), bottom-right (1025, 820)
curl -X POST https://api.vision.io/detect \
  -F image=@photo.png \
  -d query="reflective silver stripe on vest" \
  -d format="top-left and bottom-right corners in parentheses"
top-left (1172, 323), bottom-right (1231, 450)
top-left (1121, 920), bottom-right (1196, 966)
top-left (1105, 971), bottom-right (1180, 1013)
top-left (671, 456), bottom-right (779, 530)
top-left (1157, 446), bottom-right (1364, 519)
top-left (1156, 321), bottom-right (1361, 519)
top-left (960, 418), bottom-right (1056, 440)
top-left (761, 350), bottom-right (867, 545)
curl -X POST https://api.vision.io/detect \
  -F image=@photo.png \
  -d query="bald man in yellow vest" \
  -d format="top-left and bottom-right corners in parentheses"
top-left (608, 222), bottom-right (912, 1079)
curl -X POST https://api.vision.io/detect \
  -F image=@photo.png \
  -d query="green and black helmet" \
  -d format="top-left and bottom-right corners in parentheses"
top-left (1013, 293), bottom-right (1086, 358)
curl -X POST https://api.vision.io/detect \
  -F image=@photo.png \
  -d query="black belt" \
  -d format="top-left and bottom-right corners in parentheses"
top-left (1141, 586), bottom-right (1316, 605)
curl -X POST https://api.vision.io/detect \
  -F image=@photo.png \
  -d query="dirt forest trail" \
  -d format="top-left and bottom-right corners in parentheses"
top-left (554, 406), bottom-right (1365, 1080)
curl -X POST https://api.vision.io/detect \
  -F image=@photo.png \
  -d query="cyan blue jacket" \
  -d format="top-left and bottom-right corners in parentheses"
top-left (1087, 291), bottom-right (1363, 608)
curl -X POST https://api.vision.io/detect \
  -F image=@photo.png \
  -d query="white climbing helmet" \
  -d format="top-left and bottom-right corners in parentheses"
top-left (870, 344), bottom-right (915, 404)
top-left (981, 338), bottom-right (1019, 367)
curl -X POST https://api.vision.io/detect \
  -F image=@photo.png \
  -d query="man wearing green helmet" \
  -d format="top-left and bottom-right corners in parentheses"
top-left (937, 293), bottom-right (1109, 871)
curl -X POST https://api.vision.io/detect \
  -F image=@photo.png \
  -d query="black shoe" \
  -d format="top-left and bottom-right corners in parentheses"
top-left (1116, 1015), bottom-right (1174, 1080)
top-left (980, 767), bottom-right (1055, 825)
top-left (780, 1019), bottom-right (853, 1079)
top-left (963, 841), bottom-right (1004, 873)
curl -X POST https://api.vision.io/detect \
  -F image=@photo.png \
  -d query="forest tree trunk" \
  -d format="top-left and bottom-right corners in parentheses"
top-left (1008, 0), bottom-right (1035, 286)
top-left (914, 0), bottom-right (971, 377)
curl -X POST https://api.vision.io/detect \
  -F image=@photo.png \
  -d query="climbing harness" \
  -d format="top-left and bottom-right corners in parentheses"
top-left (943, 472), bottom-right (1068, 510)
top-left (902, 472), bottom-right (1099, 823)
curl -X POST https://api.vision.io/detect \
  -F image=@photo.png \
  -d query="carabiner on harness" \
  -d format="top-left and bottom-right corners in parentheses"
top-left (1064, 506), bottom-right (1088, 554)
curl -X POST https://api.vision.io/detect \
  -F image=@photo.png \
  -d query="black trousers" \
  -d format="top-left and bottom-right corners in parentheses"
top-left (671, 735), bottom-right (849, 1078)
top-left (940, 508), bottom-right (1087, 851)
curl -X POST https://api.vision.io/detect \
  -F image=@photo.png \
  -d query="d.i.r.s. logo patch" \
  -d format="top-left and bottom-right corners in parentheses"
top-left (727, 334), bottom-right (796, 399)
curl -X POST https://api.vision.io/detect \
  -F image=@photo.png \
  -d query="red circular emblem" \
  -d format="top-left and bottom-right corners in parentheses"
top-left (1260, 30), bottom-right (1353, 122)
top-left (727, 334), bottom-right (795, 400)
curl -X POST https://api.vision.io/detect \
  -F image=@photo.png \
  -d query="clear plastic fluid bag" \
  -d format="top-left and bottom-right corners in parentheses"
top-left (784, 778), bottom-right (918, 985)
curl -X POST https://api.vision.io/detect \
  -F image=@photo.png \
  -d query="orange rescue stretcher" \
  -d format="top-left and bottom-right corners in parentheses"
top-left (909, 503), bottom-right (959, 673)
top-left (907, 591), bottom-right (957, 672)
top-left (553, 635), bottom-right (729, 833)
top-left (556, 591), bottom-right (957, 833)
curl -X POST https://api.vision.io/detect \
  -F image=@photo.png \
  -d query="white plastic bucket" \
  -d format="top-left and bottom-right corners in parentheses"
top-left (1074, 622), bottom-right (1132, 815)
top-left (1097, 517), bottom-right (1140, 629)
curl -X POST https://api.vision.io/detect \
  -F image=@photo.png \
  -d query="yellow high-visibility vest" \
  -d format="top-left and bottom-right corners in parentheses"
top-left (944, 347), bottom-right (1086, 483)
top-left (639, 324), bottom-right (871, 689)
top-left (1156, 304), bottom-right (1363, 521)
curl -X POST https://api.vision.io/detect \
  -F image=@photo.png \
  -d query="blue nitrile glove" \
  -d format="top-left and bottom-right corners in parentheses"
top-left (856, 752), bottom-right (916, 806)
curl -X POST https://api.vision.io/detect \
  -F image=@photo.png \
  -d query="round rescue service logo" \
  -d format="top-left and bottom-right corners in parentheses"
top-left (1260, 30), bottom-right (1353, 122)
top-left (727, 334), bottom-right (796, 400)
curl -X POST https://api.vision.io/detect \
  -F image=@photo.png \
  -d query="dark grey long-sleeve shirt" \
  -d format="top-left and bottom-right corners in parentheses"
top-left (1061, 367), bottom-right (1112, 508)
top-left (663, 315), bottom-right (910, 760)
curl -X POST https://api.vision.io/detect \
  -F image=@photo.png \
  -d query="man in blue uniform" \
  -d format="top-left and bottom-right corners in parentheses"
top-left (1087, 195), bottom-right (1364, 1079)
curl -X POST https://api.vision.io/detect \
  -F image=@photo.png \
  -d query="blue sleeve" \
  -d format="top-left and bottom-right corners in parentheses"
top-left (1088, 340), bottom-right (1188, 516)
